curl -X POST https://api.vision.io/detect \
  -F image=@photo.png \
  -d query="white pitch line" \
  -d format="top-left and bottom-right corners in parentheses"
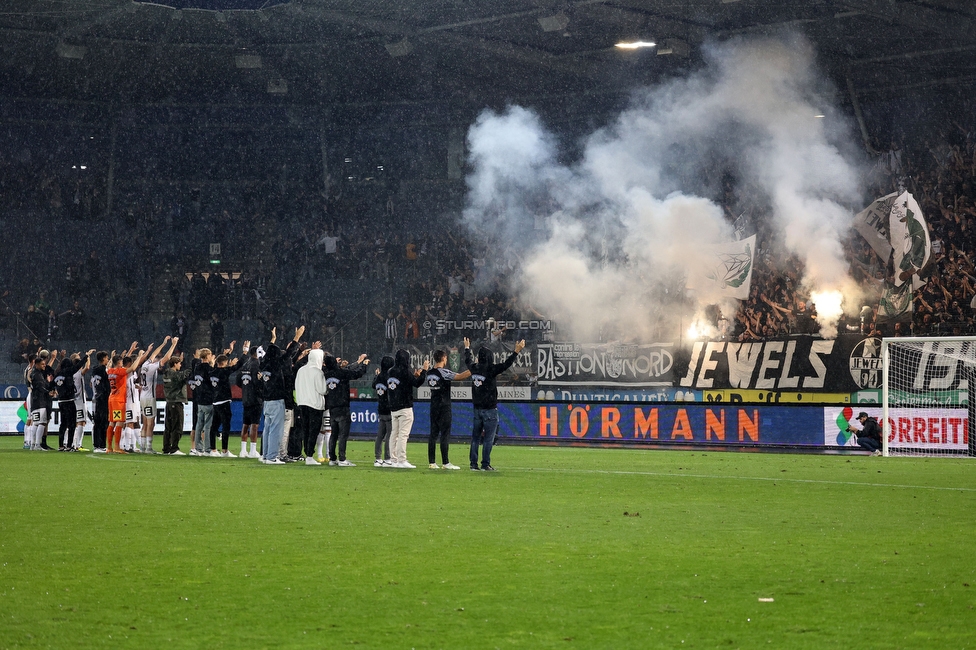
top-left (86, 454), bottom-right (152, 464)
top-left (502, 466), bottom-right (976, 492)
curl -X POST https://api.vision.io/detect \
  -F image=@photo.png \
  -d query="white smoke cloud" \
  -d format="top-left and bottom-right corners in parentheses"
top-left (462, 34), bottom-right (865, 343)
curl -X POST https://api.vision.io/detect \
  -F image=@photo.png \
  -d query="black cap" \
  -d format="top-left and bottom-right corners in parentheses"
top-left (857, 412), bottom-right (869, 419)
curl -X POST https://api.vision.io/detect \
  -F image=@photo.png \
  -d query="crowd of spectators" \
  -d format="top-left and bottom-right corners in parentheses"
top-left (725, 95), bottom-right (976, 341)
top-left (2, 92), bottom-right (974, 354)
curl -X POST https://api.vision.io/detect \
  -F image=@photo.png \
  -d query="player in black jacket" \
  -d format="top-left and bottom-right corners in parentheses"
top-left (463, 337), bottom-right (526, 471)
top-left (426, 349), bottom-right (471, 469)
top-left (53, 354), bottom-right (82, 450)
top-left (259, 326), bottom-right (303, 464)
top-left (209, 342), bottom-right (242, 457)
top-left (386, 348), bottom-right (429, 468)
top-left (28, 353), bottom-right (56, 450)
top-left (90, 351), bottom-right (110, 452)
top-left (188, 349), bottom-right (215, 456)
top-left (236, 343), bottom-right (261, 458)
top-left (372, 355), bottom-right (395, 466)
top-left (324, 352), bottom-right (369, 465)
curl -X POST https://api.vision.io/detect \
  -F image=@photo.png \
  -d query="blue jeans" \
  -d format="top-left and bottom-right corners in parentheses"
top-left (857, 436), bottom-right (881, 452)
top-left (194, 404), bottom-right (213, 452)
top-left (262, 399), bottom-right (285, 461)
top-left (470, 408), bottom-right (498, 469)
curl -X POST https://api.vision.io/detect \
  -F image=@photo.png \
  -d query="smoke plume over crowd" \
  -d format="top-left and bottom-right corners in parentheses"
top-left (462, 34), bottom-right (866, 343)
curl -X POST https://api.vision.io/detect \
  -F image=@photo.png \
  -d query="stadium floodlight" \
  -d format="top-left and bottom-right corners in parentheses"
top-left (385, 39), bottom-right (414, 58)
top-left (56, 43), bottom-right (88, 60)
top-left (235, 54), bottom-right (262, 69)
top-left (537, 13), bottom-right (570, 33)
top-left (614, 41), bottom-right (656, 50)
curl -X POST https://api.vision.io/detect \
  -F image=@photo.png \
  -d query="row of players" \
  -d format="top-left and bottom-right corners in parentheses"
top-left (22, 328), bottom-right (526, 470)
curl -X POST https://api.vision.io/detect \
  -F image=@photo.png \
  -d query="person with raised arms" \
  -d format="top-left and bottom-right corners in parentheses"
top-left (463, 337), bottom-right (525, 472)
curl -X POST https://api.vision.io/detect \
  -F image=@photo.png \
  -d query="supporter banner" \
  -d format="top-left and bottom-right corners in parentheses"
top-left (391, 335), bottom-right (889, 395)
top-left (678, 334), bottom-right (892, 393)
top-left (703, 389), bottom-right (852, 404)
top-left (532, 387), bottom-right (701, 403)
top-left (887, 338), bottom-right (976, 393)
top-left (823, 406), bottom-right (968, 451)
top-left (537, 342), bottom-right (674, 387)
top-left (853, 192), bottom-right (897, 261)
top-left (349, 401), bottom-right (826, 447)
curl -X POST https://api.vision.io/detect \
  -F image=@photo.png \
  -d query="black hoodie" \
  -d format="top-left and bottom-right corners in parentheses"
top-left (464, 346), bottom-right (518, 410)
top-left (324, 355), bottom-right (367, 410)
top-left (373, 355), bottom-right (395, 416)
top-left (53, 358), bottom-right (81, 401)
top-left (259, 343), bottom-right (288, 402)
top-left (237, 355), bottom-right (261, 407)
top-left (189, 358), bottom-right (215, 406)
top-left (386, 348), bottom-right (426, 412)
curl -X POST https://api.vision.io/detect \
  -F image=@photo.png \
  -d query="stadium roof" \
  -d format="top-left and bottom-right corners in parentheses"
top-left (0, 0), bottom-right (974, 107)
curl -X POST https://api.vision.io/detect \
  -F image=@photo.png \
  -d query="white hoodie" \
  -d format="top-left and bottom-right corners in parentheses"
top-left (295, 349), bottom-right (328, 410)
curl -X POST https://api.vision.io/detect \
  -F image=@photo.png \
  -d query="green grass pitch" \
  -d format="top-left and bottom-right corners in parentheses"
top-left (1, 436), bottom-right (974, 649)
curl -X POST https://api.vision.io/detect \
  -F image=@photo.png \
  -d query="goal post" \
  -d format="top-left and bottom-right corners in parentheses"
top-left (881, 336), bottom-right (976, 457)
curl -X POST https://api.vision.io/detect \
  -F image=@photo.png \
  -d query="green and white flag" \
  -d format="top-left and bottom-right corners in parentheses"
top-left (691, 234), bottom-right (756, 300)
top-left (878, 278), bottom-right (913, 320)
top-left (853, 191), bottom-right (897, 261)
top-left (889, 191), bottom-right (931, 287)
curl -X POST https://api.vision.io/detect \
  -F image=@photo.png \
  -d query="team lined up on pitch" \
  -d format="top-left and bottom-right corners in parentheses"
top-left (22, 327), bottom-right (526, 471)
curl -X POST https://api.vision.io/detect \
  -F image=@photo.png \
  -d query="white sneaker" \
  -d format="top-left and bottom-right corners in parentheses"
top-left (223, 450), bottom-right (237, 458)
top-left (170, 450), bottom-right (186, 456)
top-left (429, 463), bottom-right (439, 469)
top-left (443, 463), bottom-right (461, 470)
top-left (374, 459), bottom-right (384, 467)
top-left (209, 450), bottom-right (221, 457)
top-left (265, 458), bottom-right (285, 465)
top-left (338, 460), bottom-right (356, 467)
top-left (189, 449), bottom-right (202, 456)
top-left (248, 450), bottom-right (261, 459)
top-left (93, 448), bottom-right (107, 454)
top-left (328, 460), bottom-right (338, 466)
top-left (305, 456), bottom-right (321, 465)
top-left (396, 461), bottom-right (416, 469)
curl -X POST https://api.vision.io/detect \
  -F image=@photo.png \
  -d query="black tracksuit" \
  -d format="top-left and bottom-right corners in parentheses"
top-left (324, 356), bottom-right (367, 462)
top-left (53, 358), bottom-right (81, 448)
top-left (426, 366), bottom-right (460, 464)
top-left (91, 364), bottom-right (109, 449)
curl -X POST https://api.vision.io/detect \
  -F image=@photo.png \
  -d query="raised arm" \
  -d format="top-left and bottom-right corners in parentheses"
top-left (128, 343), bottom-right (154, 373)
top-left (158, 336), bottom-right (178, 367)
top-left (81, 348), bottom-right (96, 374)
top-left (149, 336), bottom-right (172, 362)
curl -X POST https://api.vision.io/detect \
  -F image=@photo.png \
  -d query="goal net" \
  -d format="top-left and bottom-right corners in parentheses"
top-left (881, 336), bottom-right (976, 457)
